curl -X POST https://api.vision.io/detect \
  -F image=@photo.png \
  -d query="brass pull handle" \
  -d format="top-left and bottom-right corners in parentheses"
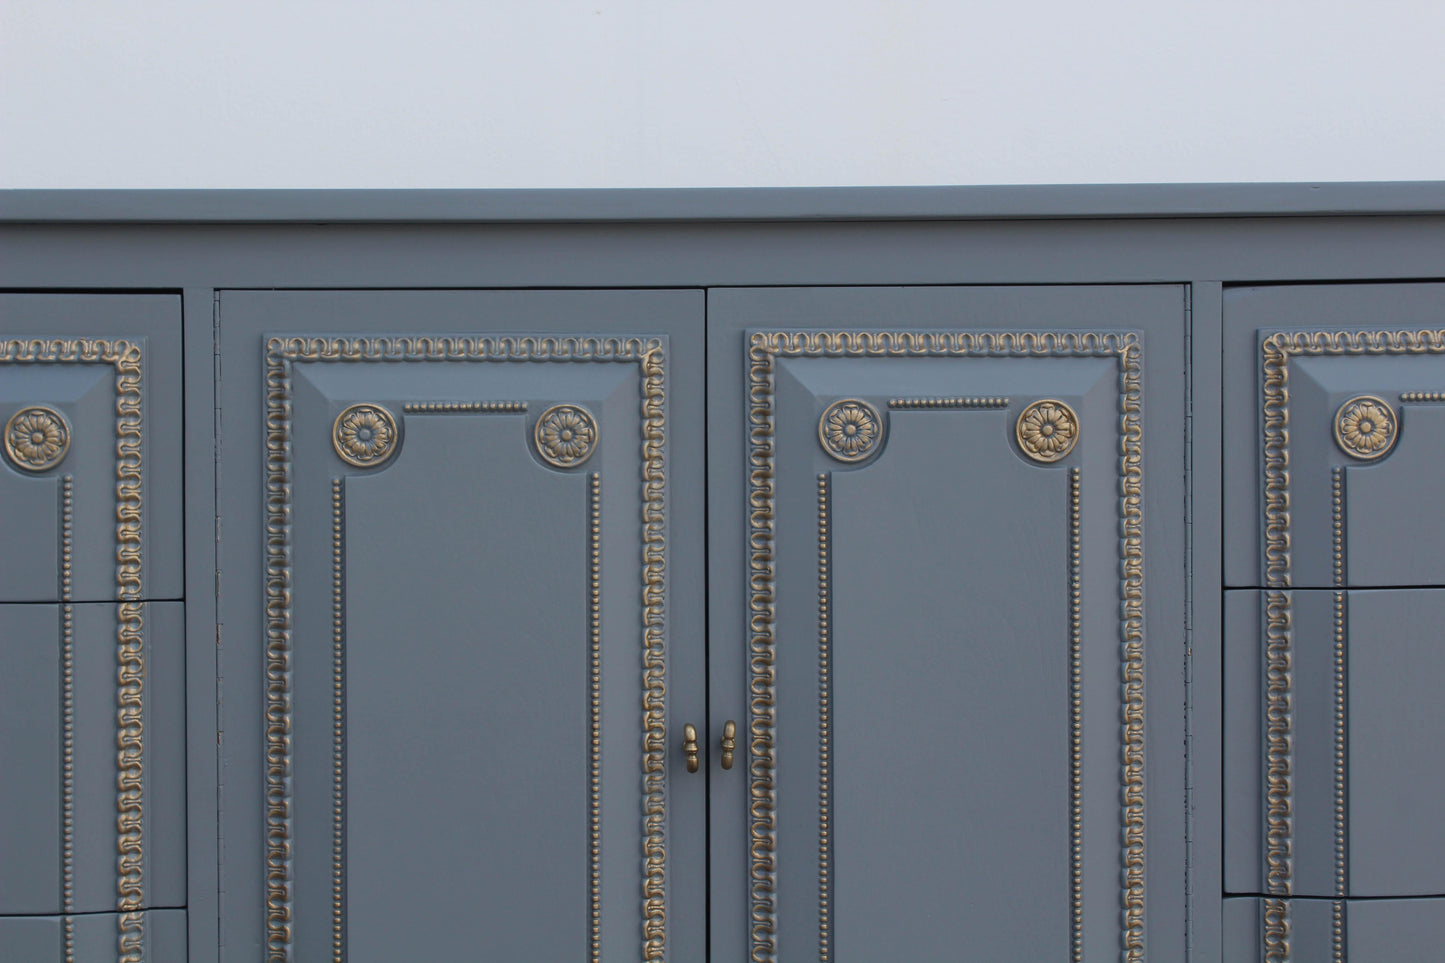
top-left (721, 720), bottom-right (737, 771)
top-left (683, 723), bottom-right (699, 773)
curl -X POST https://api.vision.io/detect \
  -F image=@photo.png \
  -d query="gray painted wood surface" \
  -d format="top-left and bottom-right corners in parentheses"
top-left (707, 285), bottom-right (1188, 962)
top-left (0, 603), bottom-right (185, 916)
top-left (0, 909), bottom-right (188, 962)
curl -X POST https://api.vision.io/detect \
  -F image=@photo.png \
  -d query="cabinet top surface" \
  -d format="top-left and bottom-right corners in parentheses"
top-left (5, 182), bottom-right (1445, 224)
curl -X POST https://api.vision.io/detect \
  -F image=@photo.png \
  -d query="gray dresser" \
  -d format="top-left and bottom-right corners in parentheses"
top-left (2, 185), bottom-right (1444, 962)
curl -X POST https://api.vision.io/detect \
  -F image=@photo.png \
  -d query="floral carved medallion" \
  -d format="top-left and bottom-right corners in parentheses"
top-left (332, 403), bottom-right (399, 468)
top-left (535, 404), bottom-right (598, 468)
top-left (1016, 399), bottom-right (1079, 463)
top-left (4, 405), bottom-right (71, 472)
top-left (1334, 395), bottom-right (1397, 460)
top-left (818, 399), bottom-right (882, 463)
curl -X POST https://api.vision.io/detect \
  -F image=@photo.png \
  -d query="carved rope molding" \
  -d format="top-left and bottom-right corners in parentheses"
top-left (263, 335), bottom-right (667, 962)
top-left (1258, 328), bottom-right (1445, 963)
top-left (2, 338), bottom-right (146, 962)
top-left (746, 330), bottom-right (1145, 963)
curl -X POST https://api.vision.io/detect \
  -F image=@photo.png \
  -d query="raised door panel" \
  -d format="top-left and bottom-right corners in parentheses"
top-left (1224, 284), bottom-right (1445, 589)
top-left (707, 286), bottom-right (1188, 963)
top-left (215, 291), bottom-right (705, 962)
top-left (0, 294), bottom-right (183, 602)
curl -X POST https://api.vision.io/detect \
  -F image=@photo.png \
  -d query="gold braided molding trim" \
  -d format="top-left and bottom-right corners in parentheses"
top-left (263, 335), bottom-right (667, 961)
top-left (1263, 591), bottom-right (1293, 963)
top-left (1, 338), bottom-right (146, 962)
top-left (1257, 328), bottom-right (1445, 963)
top-left (746, 329), bottom-right (1145, 963)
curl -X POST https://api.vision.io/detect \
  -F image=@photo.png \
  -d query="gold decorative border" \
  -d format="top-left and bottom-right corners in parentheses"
top-left (330, 480), bottom-right (346, 962)
top-left (1331, 468), bottom-right (1345, 587)
top-left (263, 335), bottom-right (666, 961)
top-left (60, 475), bottom-right (75, 963)
top-left (887, 395), bottom-right (1009, 409)
top-left (1068, 466), bottom-right (1084, 963)
top-left (1, 338), bottom-right (146, 961)
top-left (1332, 900), bottom-right (1345, 963)
top-left (1257, 329), bottom-right (1445, 962)
top-left (402, 401), bottom-right (527, 414)
top-left (1263, 590), bottom-right (1292, 963)
top-left (746, 330), bottom-right (1145, 963)
top-left (1399, 390), bottom-right (1445, 402)
top-left (639, 345), bottom-right (667, 960)
top-left (589, 472), bottom-right (603, 963)
top-left (816, 473), bottom-right (833, 963)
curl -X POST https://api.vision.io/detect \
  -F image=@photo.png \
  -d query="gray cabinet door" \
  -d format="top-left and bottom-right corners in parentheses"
top-left (215, 291), bottom-right (705, 962)
top-left (707, 287), bottom-right (1189, 962)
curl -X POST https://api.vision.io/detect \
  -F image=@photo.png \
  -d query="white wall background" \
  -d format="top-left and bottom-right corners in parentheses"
top-left (2, 0), bottom-right (1442, 189)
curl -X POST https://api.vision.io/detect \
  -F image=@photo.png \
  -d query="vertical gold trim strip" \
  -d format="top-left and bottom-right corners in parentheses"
top-left (817, 473), bottom-right (832, 963)
top-left (331, 480), bottom-right (345, 962)
top-left (1068, 467), bottom-right (1083, 963)
top-left (1119, 337), bottom-right (1146, 962)
top-left (264, 340), bottom-right (296, 961)
top-left (1332, 900), bottom-right (1345, 963)
top-left (1332, 468), bottom-right (1345, 587)
top-left (1263, 589), bottom-right (1293, 963)
top-left (589, 472), bottom-right (603, 963)
top-left (640, 344), bottom-right (668, 961)
top-left (61, 476), bottom-right (75, 963)
top-left (1333, 592), bottom-right (1347, 901)
top-left (113, 340), bottom-right (146, 963)
top-left (746, 334), bottom-right (779, 963)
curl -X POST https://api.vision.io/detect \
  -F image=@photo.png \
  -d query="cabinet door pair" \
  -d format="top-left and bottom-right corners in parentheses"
top-left (214, 286), bottom-right (1188, 961)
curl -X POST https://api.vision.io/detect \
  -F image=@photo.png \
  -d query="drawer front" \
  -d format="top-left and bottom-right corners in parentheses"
top-left (1226, 589), bottom-right (1445, 899)
top-left (1224, 898), bottom-right (1445, 962)
top-left (1224, 284), bottom-right (1445, 589)
top-left (0, 910), bottom-right (187, 961)
top-left (0, 294), bottom-right (183, 602)
top-left (0, 602), bottom-right (185, 916)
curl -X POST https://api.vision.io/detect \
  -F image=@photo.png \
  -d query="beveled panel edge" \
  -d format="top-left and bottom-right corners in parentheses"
top-left (263, 335), bottom-right (667, 961)
top-left (745, 330), bottom-right (1145, 963)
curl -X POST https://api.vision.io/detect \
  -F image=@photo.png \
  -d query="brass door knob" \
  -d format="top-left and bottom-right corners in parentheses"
top-left (720, 720), bottom-right (737, 770)
top-left (683, 723), bottom-right (700, 773)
